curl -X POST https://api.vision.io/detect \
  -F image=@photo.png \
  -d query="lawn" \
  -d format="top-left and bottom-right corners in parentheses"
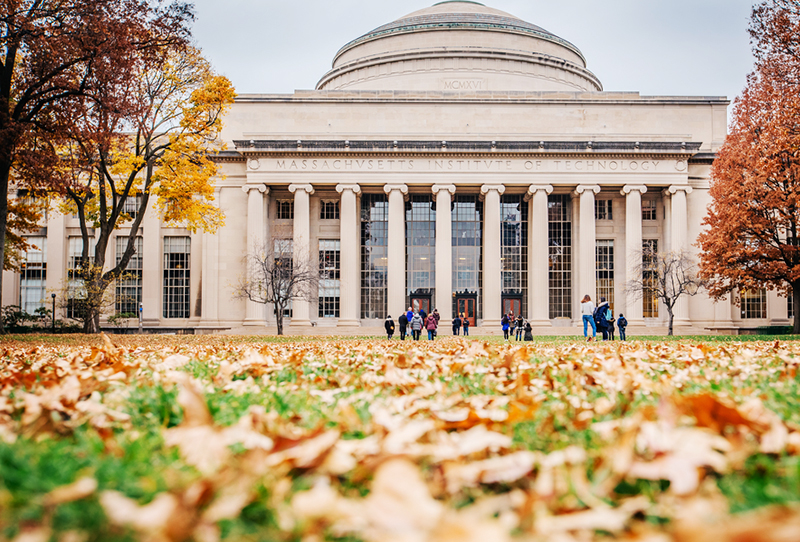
top-left (1, 334), bottom-right (800, 541)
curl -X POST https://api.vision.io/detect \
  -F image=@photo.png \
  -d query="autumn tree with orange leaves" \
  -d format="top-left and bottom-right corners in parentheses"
top-left (62, 48), bottom-right (234, 333)
top-left (0, 0), bottom-right (195, 331)
top-left (698, 0), bottom-right (800, 333)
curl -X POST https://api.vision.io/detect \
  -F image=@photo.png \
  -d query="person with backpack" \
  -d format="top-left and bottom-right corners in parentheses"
top-left (398, 312), bottom-right (408, 340)
top-left (514, 314), bottom-right (524, 341)
top-left (617, 313), bottom-right (628, 341)
top-left (462, 314), bottom-right (470, 336)
top-left (594, 297), bottom-right (611, 341)
top-left (452, 314), bottom-right (461, 335)
top-left (384, 315), bottom-right (395, 340)
top-left (581, 294), bottom-right (596, 341)
top-left (425, 313), bottom-right (438, 340)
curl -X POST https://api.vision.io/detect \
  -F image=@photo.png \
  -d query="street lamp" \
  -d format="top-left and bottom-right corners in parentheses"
top-left (50, 293), bottom-right (56, 333)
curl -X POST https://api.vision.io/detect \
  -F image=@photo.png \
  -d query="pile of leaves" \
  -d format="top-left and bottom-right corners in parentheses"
top-left (2, 335), bottom-right (800, 541)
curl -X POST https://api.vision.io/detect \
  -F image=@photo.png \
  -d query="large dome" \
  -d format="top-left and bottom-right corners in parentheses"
top-left (316, 1), bottom-right (602, 92)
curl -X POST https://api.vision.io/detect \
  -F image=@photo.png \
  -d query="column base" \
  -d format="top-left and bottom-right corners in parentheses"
top-left (673, 318), bottom-right (692, 327)
top-left (289, 319), bottom-right (312, 327)
top-left (528, 319), bottom-right (552, 328)
top-left (625, 318), bottom-right (645, 327)
top-left (337, 319), bottom-right (361, 327)
top-left (243, 318), bottom-right (266, 326)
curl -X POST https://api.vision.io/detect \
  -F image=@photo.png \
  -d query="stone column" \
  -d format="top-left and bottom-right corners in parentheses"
top-left (433, 184), bottom-right (456, 320)
top-left (242, 184), bottom-right (268, 325)
top-left (575, 185), bottom-right (600, 307)
top-left (200, 189), bottom-right (221, 325)
top-left (527, 184), bottom-right (553, 326)
top-left (621, 185), bottom-right (647, 325)
top-left (669, 185), bottom-right (693, 326)
top-left (336, 183), bottom-right (362, 326)
top-left (481, 184), bottom-right (505, 324)
top-left (46, 211), bottom-right (67, 320)
top-left (384, 184), bottom-right (408, 320)
top-left (289, 184), bottom-right (314, 327)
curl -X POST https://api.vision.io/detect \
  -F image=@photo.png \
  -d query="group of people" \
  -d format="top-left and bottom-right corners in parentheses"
top-left (580, 294), bottom-right (628, 341)
top-left (384, 307), bottom-right (444, 340)
top-left (500, 312), bottom-right (534, 341)
top-left (450, 314), bottom-right (471, 336)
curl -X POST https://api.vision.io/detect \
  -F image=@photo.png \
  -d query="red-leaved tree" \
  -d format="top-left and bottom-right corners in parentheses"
top-left (698, 0), bottom-right (800, 333)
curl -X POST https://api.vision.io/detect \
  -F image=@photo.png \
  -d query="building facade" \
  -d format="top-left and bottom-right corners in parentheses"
top-left (3, 2), bottom-right (788, 333)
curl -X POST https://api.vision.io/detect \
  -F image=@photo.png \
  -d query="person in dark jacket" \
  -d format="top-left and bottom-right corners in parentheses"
top-left (452, 315), bottom-right (461, 335)
top-left (432, 309), bottom-right (440, 337)
top-left (398, 312), bottom-right (408, 340)
top-left (514, 315), bottom-right (524, 340)
top-left (462, 314), bottom-right (470, 336)
top-left (384, 315), bottom-right (395, 340)
top-left (617, 314), bottom-right (628, 341)
top-left (593, 297), bottom-right (611, 340)
top-left (501, 313), bottom-right (511, 340)
top-left (419, 308), bottom-right (427, 323)
top-left (523, 321), bottom-right (533, 341)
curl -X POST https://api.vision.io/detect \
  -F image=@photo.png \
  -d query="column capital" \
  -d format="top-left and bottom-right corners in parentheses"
top-left (620, 185), bottom-right (647, 196)
top-left (288, 184), bottom-right (315, 195)
top-left (527, 184), bottom-right (553, 196)
top-left (242, 183), bottom-right (268, 194)
top-left (574, 184), bottom-right (601, 196)
top-left (383, 183), bottom-right (408, 195)
top-left (336, 183), bottom-right (361, 194)
top-left (432, 184), bottom-right (456, 195)
top-left (667, 185), bottom-right (693, 195)
top-left (480, 184), bottom-right (506, 195)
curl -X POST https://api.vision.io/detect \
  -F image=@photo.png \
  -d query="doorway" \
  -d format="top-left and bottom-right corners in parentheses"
top-left (455, 295), bottom-right (477, 327)
top-left (502, 295), bottom-right (522, 319)
top-left (410, 295), bottom-right (431, 316)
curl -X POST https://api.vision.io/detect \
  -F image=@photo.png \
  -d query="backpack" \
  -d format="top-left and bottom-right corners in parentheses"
top-left (618, 316), bottom-right (628, 328)
top-left (606, 308), bottom-right (613, 322)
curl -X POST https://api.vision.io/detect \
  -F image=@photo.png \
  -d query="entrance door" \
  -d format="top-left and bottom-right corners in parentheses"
top-left (411, 296), bottom-right (431, 316)
top-left (456, 297), bottom-right (476, 327)
top-left (502, 297), bottom-right (521, 319)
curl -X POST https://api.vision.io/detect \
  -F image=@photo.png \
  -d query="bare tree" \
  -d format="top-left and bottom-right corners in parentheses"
top-left (626, 248), bottom-right (706, 336)
top-left (233, 239), bottom-right (319, 335)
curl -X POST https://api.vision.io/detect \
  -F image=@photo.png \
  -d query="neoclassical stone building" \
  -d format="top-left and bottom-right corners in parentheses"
top-left (4, 1), bottom-right (787, 333)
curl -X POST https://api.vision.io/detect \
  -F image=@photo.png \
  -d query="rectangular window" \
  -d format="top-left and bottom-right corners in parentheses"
top-left (20, 237), bottom-right (46, 314)
top-left (163, 237), bottom-right (190, 318)
top-left (596, 240), bottom-right (614, 312)
top-left (452, 195), bottom-right (482, 319)
top-left (320, 200), bottom-right (340, 220)
top-left (501, 195), bottom-right (528, 318)
top-left (406, 195), bottom-right (436, 305)
top-left (642, 239), bottom-right (659, 318)
top-left (361, 194), bottom-right (388, 319)
top-left (277, 200), bottom-right (294, 220)
top-left (319, 239), bottom-right (340, 317)
top-left (548, 194), bottom-right (572, 319)
top-left (274, 239), bottom-right (293, 318)
top-left (741, 289), bottom-right (767, 319)
top-left (642, 200), bottom-right (657, 221)
top-left (115, 236), bottom-right (142, 315)
top-left (66, 237), bottom-right (96, 319)
top-left (595, 199), bottom-right (613, 221)
top-left (122, 195), bottom-right (143, 221)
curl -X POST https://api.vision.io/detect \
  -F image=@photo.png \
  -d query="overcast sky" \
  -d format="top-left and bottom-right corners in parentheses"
top-left (191, 0), bottom-right (755, 109)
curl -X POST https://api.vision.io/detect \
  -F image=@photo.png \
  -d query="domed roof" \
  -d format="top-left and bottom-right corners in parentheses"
top-left (317, 1), bottom-right (602, 93)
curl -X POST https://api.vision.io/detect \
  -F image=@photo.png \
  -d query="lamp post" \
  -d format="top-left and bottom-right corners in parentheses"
top-left (50, 293), bottom-right (56, 333)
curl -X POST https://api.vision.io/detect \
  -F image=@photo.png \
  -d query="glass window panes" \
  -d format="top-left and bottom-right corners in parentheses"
top-left (320, 200), bottom-right (340, 220)
top-left (122, 195), bottom-right (143, 220)
top-left (115, 236), bottom-right (142, 315)
top-left (548, 195), bottom-right (572, 319)
top-left (595, 199), bottom-right (613, 221)
top-left (642, 200), bottom-right (657, 221)
top-left (596, 240), bottom-right (614, 312)
top-left (163, 237), bottom-right (190, 318)
top-left (361, 194), bottom-right (387, 319)
top-left (277, 200), bottom-right (294, 220)
top-left (452, 195), bottom-right (482, 319)
top-left (319, 239), bottom-right (340, 318)
top-left (406, 195), bottom-right (435, 302)
top-left (643, 239), bottom-right (659, 318)
top-left (741, 289), bottom-right (767, 319)
top-left (501, 195), bottom-right (528, 317)
top-left (20, 237), bottom-right (46, 314)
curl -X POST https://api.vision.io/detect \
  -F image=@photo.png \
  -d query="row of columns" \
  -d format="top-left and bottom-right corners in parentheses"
top-left (241, 181), bottom-right (693, 327)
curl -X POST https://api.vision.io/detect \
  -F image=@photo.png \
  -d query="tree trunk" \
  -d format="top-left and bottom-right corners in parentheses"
top-left (276, 307), bottom-right (284, 336)
top-left (0, 157), bottom-right (10, 334)
top-left (666, 306), bottom-right (674, 336)
top-left (793, 282), bottom-right (800, 334)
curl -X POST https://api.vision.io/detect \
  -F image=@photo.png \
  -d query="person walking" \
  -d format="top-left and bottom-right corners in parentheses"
top-left (452, 314), bottom-right (461, 335)
top-left (594, 297), bottom-right (611, 341)
top-left (419, 307), bottom-right (427, 324)
top-left (501, 313), bottom-right (511, 340)
top-left (514, 314), bottom-right (524, 341)
top-left (462, 314), bottom-right (470, 336)
top-left (398, 311), bottom-right (408, 340)
top-left (406, 306), bottom-right (414, 324)
top-left (523, 321), bottom-right (533, 341)
top-left (432, 308), bottom-right (440, 338)
top-left (384, 315), bottom-right (395, 340)
top-left (608, 312), bottom-right (616, 340)
top-left (581, 294), bottom-right (596, 341)
top-left (617, 313), bottom-right (628, 341)
top-left (425, 313), bottom-right (438, 340)
top-left (410, 311), bottom-right (423, 341)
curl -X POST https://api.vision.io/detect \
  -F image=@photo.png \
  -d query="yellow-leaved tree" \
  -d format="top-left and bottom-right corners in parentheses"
top-left (62, 47), bottom-right (235, 333)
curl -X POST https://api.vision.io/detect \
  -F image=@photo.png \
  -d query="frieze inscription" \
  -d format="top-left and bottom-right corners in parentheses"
top-left (270, 159), bottom-right (684, 173)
